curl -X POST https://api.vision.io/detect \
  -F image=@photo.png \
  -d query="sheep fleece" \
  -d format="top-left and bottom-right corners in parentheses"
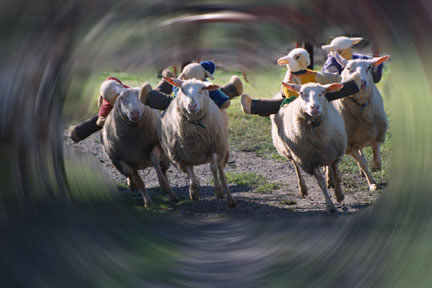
top-left (160, 95), bottom-right (228, 172)
top-left (271, 98), bottom-right (347, 174)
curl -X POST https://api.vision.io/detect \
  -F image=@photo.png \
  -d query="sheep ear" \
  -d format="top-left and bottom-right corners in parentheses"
top-left (371, 55), bottom-right (390, 67)
top-left (333, 51), bottom-right (347, 68)
top-left (164, 77), bottom-right (183, 87)
top-left (282, 82), bottom-right (301, 92)
top-left (277, 55), bottom-right (290, 66)
top-left (350, 37), bottom-right (363, 45)
top-left (324, 83), bottom-right (344, 93)
top-left (203, 83), bottom-right (220, 91)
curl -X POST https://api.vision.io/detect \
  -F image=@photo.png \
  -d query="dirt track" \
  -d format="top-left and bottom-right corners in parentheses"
top-left (64, 130), bottom-right (379, 217)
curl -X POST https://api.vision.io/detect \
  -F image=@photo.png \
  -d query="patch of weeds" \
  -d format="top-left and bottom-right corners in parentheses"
top-left (117, 183), bottom-right (129, 191)
top-left (224, 172), bottom-right (280, 194)
top-left (280, 200), bottom-right (297, 206)
top-left (271, 153), bottom-right (286, 162)
top-left (256, 182), bottom-right (280, 193)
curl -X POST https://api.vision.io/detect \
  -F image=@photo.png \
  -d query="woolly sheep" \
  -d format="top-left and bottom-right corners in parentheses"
top-left (332, 52), bottom-right (390, 191)
top-left (160, 78), bottom-right (236, 207)
top-left (101, 87), bottom-right (178, 207)
top-left (271, 82), bottom-right (347, 213)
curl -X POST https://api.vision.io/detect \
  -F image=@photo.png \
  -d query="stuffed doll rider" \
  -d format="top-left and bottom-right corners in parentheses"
top-left (139, 60), bottom-right (243, 111)
top-left (322, 36), bottom-right (384, 83)
top-left (241, 48), bottom-right (362, 116)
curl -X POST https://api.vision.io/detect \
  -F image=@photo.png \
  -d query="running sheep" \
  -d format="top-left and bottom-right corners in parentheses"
top-left (332, 52), bottom-right (390, 191)
top-left (271, 82), bottom-right (347, 213)
top-left (101, 87), bottom-right (178, 207)
top-left (159, 78), bottom-right (236, 207)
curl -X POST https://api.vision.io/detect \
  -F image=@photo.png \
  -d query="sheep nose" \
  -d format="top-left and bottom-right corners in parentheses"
top-left (361, 80), bottom-right (367, 87)
top-left (131, 110), bottom-right (140, 120)
top-left (188, 103), bottom-right (197, 111)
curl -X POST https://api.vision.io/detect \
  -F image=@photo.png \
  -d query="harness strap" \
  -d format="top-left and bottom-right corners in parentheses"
top-left (349, 97), bottom-right (369, 112)
top-left (182, 113), bottom-right (207, 129)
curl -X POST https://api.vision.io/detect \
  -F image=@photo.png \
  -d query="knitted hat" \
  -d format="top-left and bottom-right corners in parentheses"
top-left (200, 61), bottom-right (216, 75)
top-left (321, 36), bottom-right (363, 51)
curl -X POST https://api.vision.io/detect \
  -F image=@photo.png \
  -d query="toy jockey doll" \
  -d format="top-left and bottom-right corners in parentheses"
top-left (241, 48), bottom-right (362, 116)
top-left (139, 61), bottom-right (243, 111)
top-left (322, 36), bottom-right (384, 83)
top-left (69, 61), bottom-right (243, 142)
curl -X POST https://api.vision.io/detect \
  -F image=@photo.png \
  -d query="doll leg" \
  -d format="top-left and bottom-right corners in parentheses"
top-left (209, 90), bottom-right (231, 109)
top-left (69, 115), bottom-right (101, 143)
top-left (154, 69), bottom-right (175, 95)
top-left (241, 95), bottom-right (284, 116)
top-left (220, 75), bottom-right (243, 99)
top-left (140, 83), bottom-right (173, 110)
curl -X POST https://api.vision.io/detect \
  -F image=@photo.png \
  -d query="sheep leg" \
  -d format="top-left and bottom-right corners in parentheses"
top-left (217, 157), bottom-right (236, 208)
top-left (127, 177), bottom-right (137, 191)
top-left (371, 141), bottom-right (382, 172)
top-left (313, 168), bottom-right (337, 214)
top-left (131, 170), bottom-right (153, 207)
top-left (117, 161), bottom-right (152, 206)
top-left (210, 153), bottom-right (224, 200)
top-left (349, 150), bottom-right (378, 191)
top-left (150, 147), bottom-right (178, 203)
top-left (358, 149), bottom-right (366, 177)
top-left (291, 160), bottom-right (308, 197)
top-left (331, 161), bottom-right (345, 203)
top-left (185, 165), bottom-right (199, 201)
top-left (326, 166), bottom-right (335, 189)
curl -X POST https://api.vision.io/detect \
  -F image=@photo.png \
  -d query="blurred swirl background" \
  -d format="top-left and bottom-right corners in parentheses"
top-left (1, 0), bottom-right (432, 287)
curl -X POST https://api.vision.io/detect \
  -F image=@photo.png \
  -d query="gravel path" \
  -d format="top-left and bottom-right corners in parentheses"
top-left (64, 130), bottom-right (378, 217)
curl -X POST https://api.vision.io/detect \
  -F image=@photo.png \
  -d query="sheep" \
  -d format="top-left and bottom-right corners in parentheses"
top-left (101, 87), bottom-right (178, 207)
top-left (159, 77), bottom-right (236, 208)
top-left (271, 82), bottom-right (347, 213)
top-left (332, 52), bottom-right (390, 191)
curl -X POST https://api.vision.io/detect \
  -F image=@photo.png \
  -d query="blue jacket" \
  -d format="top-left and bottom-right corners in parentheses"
top-left (322, 53), bottom-right (384, 83)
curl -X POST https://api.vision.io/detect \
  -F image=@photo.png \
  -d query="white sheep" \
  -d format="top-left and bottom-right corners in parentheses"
top-left (271, 82), bottom-right (347, 213)
top-left (159, 78), bottom-right (236, 207)
top-left (101, 87), bottom-right (178, 207)
top-left (332, 52), bottom-right (390, 191)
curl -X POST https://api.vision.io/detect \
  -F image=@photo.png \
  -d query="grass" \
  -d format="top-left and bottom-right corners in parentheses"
top-left (224, 172), bottom-right (280, 194)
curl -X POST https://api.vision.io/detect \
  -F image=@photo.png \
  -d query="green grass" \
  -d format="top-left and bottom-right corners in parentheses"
top-left (224, 172), bottom-right (280, 194)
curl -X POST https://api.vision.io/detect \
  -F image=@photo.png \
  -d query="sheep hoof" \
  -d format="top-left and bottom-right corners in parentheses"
top-left (372, 165), bottom-right (381, 172)
top-left (170, 194), bottom-right (179, 203)
top-left (300, 189), bottom-right (308, 198)
top-left (228, 199), bottom-right (237, 208)
top-left (144, 200), bottom-right (153, 208)
top-left (327, 206), bottom-right (337, 214)
top-left (336, 194), bottom-right (345, 203)
top-left (190, 191), bottom-right (198, 201)
top-left (369, 184), bottom-right (378, 191)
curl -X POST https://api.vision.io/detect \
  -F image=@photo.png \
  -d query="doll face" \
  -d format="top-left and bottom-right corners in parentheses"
top-left (336, 48), bottom-right (353, 60)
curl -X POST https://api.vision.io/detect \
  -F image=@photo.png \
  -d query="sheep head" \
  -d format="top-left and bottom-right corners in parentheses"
top-left (277, 48), bottom-right (310, 72)
top-left (117, 88), bottom-right (145, 123)
top-left (164, 77), bottom-right (219, 115)
top-left (334, 52), bottom-right (390, 91)
top-left (282, 82), bottom-right (343, 118)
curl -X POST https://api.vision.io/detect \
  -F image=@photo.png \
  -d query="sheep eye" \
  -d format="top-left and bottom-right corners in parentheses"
top-left (337, 50), bottom-right (342, 54)
top-left (346, 67), bottom-right (351, 71)
top-left (295, 55), bottom-right (300, 60)
top-left (367, 65), bottom-right (372, 71)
